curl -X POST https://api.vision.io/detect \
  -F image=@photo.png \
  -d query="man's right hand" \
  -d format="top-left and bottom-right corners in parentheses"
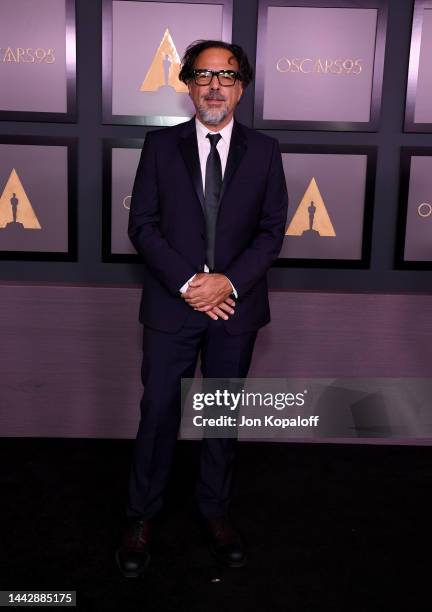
top-left (203, 297), bottom-right (236, 321)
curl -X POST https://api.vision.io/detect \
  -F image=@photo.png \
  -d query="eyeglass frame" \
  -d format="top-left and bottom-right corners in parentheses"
top-left (190, 69), bottom-right (242, 87)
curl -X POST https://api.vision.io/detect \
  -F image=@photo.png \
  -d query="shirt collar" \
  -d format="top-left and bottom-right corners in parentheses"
top-left (195, 116), bottom-right (234, 146)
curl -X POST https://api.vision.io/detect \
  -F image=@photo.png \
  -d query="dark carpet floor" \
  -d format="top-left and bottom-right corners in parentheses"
top-left (0, 438), bottom-right (429, 611)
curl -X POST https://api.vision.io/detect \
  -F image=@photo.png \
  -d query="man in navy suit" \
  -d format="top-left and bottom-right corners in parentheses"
top-left (116, 40), bottom-right (288, 577)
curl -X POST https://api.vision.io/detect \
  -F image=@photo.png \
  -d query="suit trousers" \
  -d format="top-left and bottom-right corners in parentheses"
top-left (126, 306), bottom-right (258, 520)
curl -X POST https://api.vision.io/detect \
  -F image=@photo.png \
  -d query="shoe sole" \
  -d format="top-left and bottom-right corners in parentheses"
top-left (115, 549), bottom-right (150, 578)
top-left (209, 543), bottom-right (247, 568)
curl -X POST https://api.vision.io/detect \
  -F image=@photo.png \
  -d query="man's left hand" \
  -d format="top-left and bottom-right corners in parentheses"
top-left (182, 273), bottom-right (233, 311)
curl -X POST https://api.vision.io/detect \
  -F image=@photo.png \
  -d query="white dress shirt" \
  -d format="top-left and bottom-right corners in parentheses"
top-left (196, 115), bottom-right (232, 191)
top-left (179, 117), bottom-right (238, 298)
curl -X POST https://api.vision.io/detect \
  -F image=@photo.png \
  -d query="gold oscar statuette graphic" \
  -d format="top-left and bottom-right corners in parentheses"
top-left (0, 168), bottom-right (42, 230)
top-left (140, 28), bottom-right (188, 93)
top-left (286, 177), bottom-right (336, 237)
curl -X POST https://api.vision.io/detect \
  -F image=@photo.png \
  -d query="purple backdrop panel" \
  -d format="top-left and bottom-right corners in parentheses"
top-left (111, 147), bottom-right (141, 254)
top-left (404, 156), bottom-right (432, 261)
top-left (262, 6), bottom-right (377, 122)
top-left (0, 0), bottom-right (67, 113)
top-left (414, 9), bottom-right (432, 124)
top-left (112, 0), bottom-right (224, 118)
top-left (0, 144), bottom-right (69, 252)
top-left (281, 153), bottom-right (367, 260)
top-left (1, 284), bottom-right (432, 445)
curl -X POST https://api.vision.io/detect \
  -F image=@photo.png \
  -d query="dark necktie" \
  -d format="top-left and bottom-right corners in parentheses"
top-left (204, 132), bottom-right (222, 271)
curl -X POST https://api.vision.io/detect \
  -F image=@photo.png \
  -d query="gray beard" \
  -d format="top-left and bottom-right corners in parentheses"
top-left (197, 105), bottom-right (229, 126)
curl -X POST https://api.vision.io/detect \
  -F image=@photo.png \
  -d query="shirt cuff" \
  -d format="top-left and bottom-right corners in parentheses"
top-left (227, 278), bottom-right (238, 299)
top-left (179, 273), bottom-right (197, 294)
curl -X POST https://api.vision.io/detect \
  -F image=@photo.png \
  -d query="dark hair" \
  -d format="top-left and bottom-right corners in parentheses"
top-left (179, 40), bottom-right (254, 87)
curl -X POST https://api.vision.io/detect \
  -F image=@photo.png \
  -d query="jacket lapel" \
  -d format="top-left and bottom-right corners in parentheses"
top-left (178, 118), bottom-right (205, 209)
top-left (219, 120), bottom-right (248, 202)
top-left (178, 117), bottom-right (248, 210)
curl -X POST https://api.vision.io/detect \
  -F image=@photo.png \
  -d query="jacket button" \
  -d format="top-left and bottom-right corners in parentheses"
top-left (200, 233), bottom-right (205, 240)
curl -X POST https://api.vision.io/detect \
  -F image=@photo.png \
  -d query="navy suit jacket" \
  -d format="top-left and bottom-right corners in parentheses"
top-left (128, 117), bottom-right (288, 335)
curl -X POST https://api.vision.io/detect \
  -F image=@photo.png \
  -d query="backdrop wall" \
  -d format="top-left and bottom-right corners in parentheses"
top-left (0, 0), bottom-right (430, 442)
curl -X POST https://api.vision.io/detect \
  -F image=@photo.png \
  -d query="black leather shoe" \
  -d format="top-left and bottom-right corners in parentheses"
top-left (115, 518), bottom-right (151, 578)
top-left (205, 516), bottom-right (247, 568)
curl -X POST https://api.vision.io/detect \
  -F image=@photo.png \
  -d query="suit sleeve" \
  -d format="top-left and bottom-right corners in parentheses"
top-left (224, 139), bottom-right (288, 299)
top-left (128, 132), bottom-right (197, 297)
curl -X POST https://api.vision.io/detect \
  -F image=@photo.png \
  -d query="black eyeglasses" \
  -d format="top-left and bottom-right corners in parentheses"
top-left (191, 69), bottom-right (241, 87)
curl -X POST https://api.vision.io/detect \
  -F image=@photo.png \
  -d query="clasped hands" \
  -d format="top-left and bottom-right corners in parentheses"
top-left (181, 273), bottom-right (235, 321)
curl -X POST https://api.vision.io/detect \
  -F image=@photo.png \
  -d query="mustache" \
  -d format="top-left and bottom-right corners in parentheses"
top-left (203, 92), bottom-right (226, 101)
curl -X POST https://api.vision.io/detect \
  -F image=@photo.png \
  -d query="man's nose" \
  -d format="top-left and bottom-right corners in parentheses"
top-left (209, 74), bottom-right (220, 88)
